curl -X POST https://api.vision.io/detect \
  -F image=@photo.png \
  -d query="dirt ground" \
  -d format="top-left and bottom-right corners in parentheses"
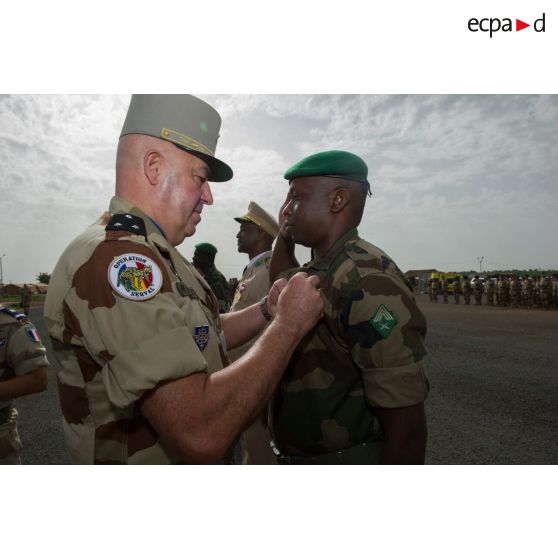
top-left (12, 299), bottom-right (558, 465)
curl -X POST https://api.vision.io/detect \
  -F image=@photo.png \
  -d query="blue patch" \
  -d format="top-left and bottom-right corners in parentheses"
top-left (194, 325), bottom-right (210, 351)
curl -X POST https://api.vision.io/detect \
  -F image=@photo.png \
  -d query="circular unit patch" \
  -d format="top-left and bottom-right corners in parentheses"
top-left (108, 253), bottom-right (163, 301)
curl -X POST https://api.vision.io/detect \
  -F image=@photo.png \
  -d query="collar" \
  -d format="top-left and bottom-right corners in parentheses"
top-left (305, 228), bottom-right (359, 271)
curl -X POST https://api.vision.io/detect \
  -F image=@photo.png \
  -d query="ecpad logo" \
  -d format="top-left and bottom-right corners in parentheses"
top-left (468, 13), bottom-right (546, 37)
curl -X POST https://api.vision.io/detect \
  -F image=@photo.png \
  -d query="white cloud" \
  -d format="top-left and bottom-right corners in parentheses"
top-left (1, 94), bottom-right (557, 284)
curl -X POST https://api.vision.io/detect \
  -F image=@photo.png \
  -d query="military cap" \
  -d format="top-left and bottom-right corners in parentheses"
top-left (234, 201), bottom-right (280, 238)
top-left (284, 150), bottom-right (368, 183)
top-left (194, 242), bottom-right (218, 256)
top-left (120, 94), bottom-right (233, 182)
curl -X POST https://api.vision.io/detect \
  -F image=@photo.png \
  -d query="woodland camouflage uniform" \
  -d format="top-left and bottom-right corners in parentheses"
top-left (271, 228), bottom-right (429, 464)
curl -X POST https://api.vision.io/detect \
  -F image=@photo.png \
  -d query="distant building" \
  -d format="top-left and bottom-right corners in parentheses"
top-left (0, 283), bottom-right (48, 296)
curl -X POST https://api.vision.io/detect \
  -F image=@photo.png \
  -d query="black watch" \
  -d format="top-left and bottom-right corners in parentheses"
top-left (259, 296), bottom-right (273, 322)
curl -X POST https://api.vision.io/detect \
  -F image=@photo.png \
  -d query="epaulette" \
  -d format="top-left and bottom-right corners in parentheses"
top-left (105, 212), bottom-right (147, 240)
top-left (0, 306), bottom-right (29, 323)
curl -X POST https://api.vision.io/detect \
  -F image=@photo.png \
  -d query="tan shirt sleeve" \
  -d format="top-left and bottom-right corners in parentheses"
top-left (8, 324), bottom-right (49, 376)
top-left (66, 239), bottom-right (209, 409)
top-left (345, 274), bottom-right (429, 408)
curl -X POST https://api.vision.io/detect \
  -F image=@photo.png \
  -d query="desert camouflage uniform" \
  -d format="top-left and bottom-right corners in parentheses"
top-left (44, 196), bottom-right (228, 464)
top-left (20, 289), bottom-right (32, 315)
top-left (474, 278), bottom-right (483, 305)
top-left (510, 277), bottom-right (522, 308)
top-left (229, 251), bottom-right (276, 465)
top-left (485, 279), bottom-right (495, 306)
top-left (0, 306), bottom-right (49, 464)
top-left (271, 228), bottom-right (429, 464)
top-left (497, 277), bottom-right (507, 307)
top-left (441, 278), bottom-right (448, 304)
top-left (203, 265), bottom-right (231, 313)
top-left (540, 276), bottom-right (552, 310)
top-left (463, 278), bottom-right (471, 305)
top-left (431, 280), bottom-right (439, 303)
top-left (453, 278), bottom-right (461, 304)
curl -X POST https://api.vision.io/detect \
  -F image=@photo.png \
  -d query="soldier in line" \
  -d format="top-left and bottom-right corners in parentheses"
top-left (441, 277), bottom-right (448, 304)
top-left (270, 150), bottom-right (429, 464)
top-left (192, 243), bottom-right (231, 313)
top-left (497, 275), bottom-right (507, 307)
top-left (0, 305), bottom-right (49, 464)
top-left (229, 201), bottom-right (280, 465)
top-left (484, 277), bottom-right (496, 306)
top-left (453, 276), bottom-right (461, 304)
top-left (463, 276), bottom-right (471, 305)
top-left (431, 278), bottom-right (439, 303)
top-left (552, 275), bottom-right (558, 310)
top-left (510, 275), bottom-right (522, 308)
top-left (473, 275), bottom-right (482, 305)
top-left (44, 94), bottom-right (323, 465)
top-left (540, 275), bottom-right (552, 310)
top-left (19, 285), bottom-right (32, 316)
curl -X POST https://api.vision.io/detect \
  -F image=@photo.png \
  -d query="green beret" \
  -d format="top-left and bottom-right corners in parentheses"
top-left (284, 150), bottom-right (368, 182)
top-left (194, 242), bottom-right (218, 256)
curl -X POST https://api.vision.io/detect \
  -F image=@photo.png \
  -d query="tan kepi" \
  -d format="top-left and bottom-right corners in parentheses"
top-left (234, 201), bottom-right (280, 238)
top-left (120, 94), bottom-right (233, 182)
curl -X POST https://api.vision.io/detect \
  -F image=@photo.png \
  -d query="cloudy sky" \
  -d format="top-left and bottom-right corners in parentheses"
top-left (1, 94), bottom-right (557, 284)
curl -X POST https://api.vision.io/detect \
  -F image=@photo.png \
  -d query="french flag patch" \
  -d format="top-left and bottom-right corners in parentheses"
top-left (26, 326), bottom-right (41, 343)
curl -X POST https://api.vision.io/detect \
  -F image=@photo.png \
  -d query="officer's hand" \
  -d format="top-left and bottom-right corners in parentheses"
top-left (275, 272), bottom-right (323, 336)
top-left (267, 278), bottom-right (288, 318)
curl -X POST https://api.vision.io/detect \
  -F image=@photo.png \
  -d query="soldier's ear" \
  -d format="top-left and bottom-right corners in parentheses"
top-left (144, 150), bottom-right (163, 186)
top-left (330, 188), bottom-right (350, 213)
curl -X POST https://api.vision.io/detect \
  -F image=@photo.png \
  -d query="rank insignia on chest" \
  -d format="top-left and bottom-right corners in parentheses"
top-left (194, 325), bottom-right (210, 351)
top-left (0, 337), bottom-right (6, 347)
top-left (370, 304), bottom-right (397, 339)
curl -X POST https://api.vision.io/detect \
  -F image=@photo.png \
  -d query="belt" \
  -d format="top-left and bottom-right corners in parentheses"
top-left (271, 438), bottom-right (382, 465)
top-left (0, 404), bottom-right (14, 425)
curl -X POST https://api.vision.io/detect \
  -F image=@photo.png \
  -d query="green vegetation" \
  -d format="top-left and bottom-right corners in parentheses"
top-left (36, 272), bottom-right (51, 284)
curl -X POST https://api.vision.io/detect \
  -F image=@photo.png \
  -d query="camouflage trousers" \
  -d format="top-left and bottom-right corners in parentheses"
top-left (0, 407), bottom-right (22, 465)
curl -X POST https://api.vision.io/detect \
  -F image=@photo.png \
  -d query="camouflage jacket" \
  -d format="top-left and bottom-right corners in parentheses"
top-left (0, 306), bottom-right (49, 411)
top-left (203, 266), bottom-right (230, 313)
top-left (44, 196), bottom-right (228, 464)
top-left (272, 228), bottom-right (429, 457)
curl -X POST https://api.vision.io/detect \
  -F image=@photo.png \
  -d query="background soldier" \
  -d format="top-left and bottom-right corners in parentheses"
top-left (432, 278), bottom-right (439, 303)
top-left (540, 275), bottom-right (552, 310)
top-left (463, 276), bottom-right (471, 305)
top-left (552, 275), bottom-right (558, 310)
top-left (441, 277), bottom-right (448, 304)
top-left (486, 277), bottom-right (495, 306)
top-left (497, 275), bottom-right (507, 307)
top-left (473, 275), bottom-right (482, 305)
top-left (229, 201), bottom-right (280, 465)
top-left (453, 276), bottom-right (461, 304)
top-left (510, 275), bottom-right (521, 308)
top-left (193, 243), bottom-right (231, 312)
top-left (19, 285), bottom-right (32, 315)
top-left (0, 305), bottom-right (48, 464)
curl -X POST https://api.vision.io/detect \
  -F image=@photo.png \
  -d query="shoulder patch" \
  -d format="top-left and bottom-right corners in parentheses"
top-left (108, 253), bottom-right (163, 301)
top-left (370, 304), bottom-right (397, 339)
top-left (105, 213), bottom-right (147, 239)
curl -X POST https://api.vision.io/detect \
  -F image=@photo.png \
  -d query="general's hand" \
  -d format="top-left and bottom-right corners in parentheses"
top-left (275, 272), bottom-right (323, 336)
top-left (267, 278), bottom-right (287, 318)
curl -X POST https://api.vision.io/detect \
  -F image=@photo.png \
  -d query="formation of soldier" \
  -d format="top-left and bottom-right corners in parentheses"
top-left (428, 274), bottom-right (558, 310)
